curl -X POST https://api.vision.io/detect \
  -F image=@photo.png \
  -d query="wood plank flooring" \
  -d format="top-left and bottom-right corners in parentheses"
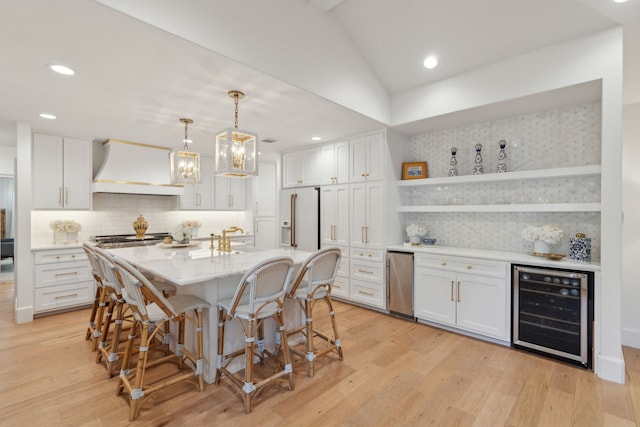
top-left (1, 277), bottom-right (639, 426)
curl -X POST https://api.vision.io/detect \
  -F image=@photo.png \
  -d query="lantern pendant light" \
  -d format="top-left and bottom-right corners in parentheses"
top-left (170, 118), bottom-right (201, 185)
top-left (214, 90), bottom-right (258, 177)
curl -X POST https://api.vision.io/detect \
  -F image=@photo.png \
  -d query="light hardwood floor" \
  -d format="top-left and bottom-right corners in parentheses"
top-left (1, 277), bottom-right (639, 426)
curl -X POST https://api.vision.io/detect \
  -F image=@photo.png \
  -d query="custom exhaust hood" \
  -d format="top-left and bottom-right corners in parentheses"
top-left (92, 139), bottom-right (184, 196)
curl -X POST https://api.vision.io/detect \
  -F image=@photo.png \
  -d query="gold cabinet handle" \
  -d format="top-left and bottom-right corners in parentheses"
top-left (467, 265), bottom-right (472, 269)
top-left (56, 256), bottom-right (61, 260)
top-left (450, 281), bottom-right (454, 301)
top-left (358, 290), bottom-right (374, 296)
top-left (367, 253), bottom-right (372, 257)
top-left (457, 281), bottom-right (461, 302)
top-left (65, 187), bottom-right (69, 205)
top-left (357, 269), bottom-right (373, 274)
top-left (55, 293), bottom-right (78, 300)
top-left (71, 254), bottom-right (76, 258)
top-left (297, 179), bottom-right (303, 184)
top-left (441, 262), bottom-right (447, 266)
top-left (54, 272), bottom-right (78, 277)
top-left (359, 252), bottom-right (364, 256)
top-left (365, 226), bottom-right (369, 243)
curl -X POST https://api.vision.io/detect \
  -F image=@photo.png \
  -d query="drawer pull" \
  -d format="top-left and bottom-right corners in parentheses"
top-left (367, 253), bottom-right (372, 257)
top-left (55, 293), bottom-right (78, 300)
top-left (357, 269), bottom-right (373, 274)
top-left (450, 281), bottom-right (454, 301)
top-left (457, 281), bottom-right (461, 302)
top-left (55, 272), bottom-right (78, 277)
top-left (467, 265), bottom-right (472, 269)
top-left (359, 252), bottom-right (364, 256)
top-left (358, 290), bottom-right (374, 296)
top-left (56, 256), bottom-right (61, 260)
top-left (441, 262), bottom-right (446, 266)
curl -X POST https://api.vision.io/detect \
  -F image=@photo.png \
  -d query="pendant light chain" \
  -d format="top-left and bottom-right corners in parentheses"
top-left (183, 119), bottom-right (189, 149)
top-left (233, 93), bottom-right (239, 129)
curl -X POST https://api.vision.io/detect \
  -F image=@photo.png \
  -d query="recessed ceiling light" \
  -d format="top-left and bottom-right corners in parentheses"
top-left (423, 56), bottom-right (438, 70)
top-left (612, 0), bottom-right (629, 3)
top-left (39, 113), bottom-right (56, 120)
top-left (49, 64), bottom-right (75, 75)
top-left (311, 136), bottom-right (322, 141)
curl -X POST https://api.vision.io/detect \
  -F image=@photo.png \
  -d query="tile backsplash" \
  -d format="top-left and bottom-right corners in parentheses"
top-left (403, 102), bottom-right (601, 261)
top-left (31, 193), bottom-right (250, 246)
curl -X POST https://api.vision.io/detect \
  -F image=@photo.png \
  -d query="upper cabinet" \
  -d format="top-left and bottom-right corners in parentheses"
top-left (349, 133), bottom-right (385, 182)
top-left (214, 175), bottom-right (246, 210)
top-left (321, 140), bottom-right (349, 185)
top-left (180, 156), bottom-right (214, 210)
top-left (33, 133), bottom-right (92, 209)
top-left (282, 146), bottom-right (322, 188)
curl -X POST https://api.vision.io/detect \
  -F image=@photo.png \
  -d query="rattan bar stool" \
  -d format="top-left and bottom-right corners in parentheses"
top-left (83, 243), bottom-right (111, 351)
top-left (110, 255), bottom-right (209, 421)
top-left (285, 247), bottom-right (343, 377)
top-left (215, 256), bottom-right (296, 413)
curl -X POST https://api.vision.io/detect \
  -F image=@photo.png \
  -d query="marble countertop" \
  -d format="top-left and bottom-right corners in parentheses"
top-left (107, 243), bottom-right (313, 286)
top-left (386, 244), bottom-right (601, 272)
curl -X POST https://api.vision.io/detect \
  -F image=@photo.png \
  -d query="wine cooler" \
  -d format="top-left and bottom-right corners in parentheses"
top-left (512, 264), bottom-right (594, 368)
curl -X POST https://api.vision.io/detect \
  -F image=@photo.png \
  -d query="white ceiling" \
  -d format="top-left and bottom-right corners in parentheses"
top-left (0, 0), bottom-right (638, 156)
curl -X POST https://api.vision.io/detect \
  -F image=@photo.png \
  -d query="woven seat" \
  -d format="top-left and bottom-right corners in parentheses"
top-left (285, 247), bottom-right (343, 377)
top-left (215, 256), bottom-right (296, 413)
top-left (110, 255), bottom-right (209, 421)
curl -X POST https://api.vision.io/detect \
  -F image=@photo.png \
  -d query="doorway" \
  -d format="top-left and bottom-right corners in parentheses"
top-left (0, 176), bottom-right (14, 281)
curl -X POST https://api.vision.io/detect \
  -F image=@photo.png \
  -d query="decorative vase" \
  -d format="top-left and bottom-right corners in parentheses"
top-left (533, 240), bottom-right (551, 254)
top-left (473, 143), bottom-right (484, 175)
top-left (496, 139), bottom-right (507, 173)
top-left (179, 236), bottom-right (190, 245)
top-left (53, 231), bottom-right (66, 245)
top-left (569, 233), bottom-right (591, 262)
top-left (449, 147), bottom-right (458, 177)
top-left (67, 231), bottom-right (78, 244)
top-left (190, 227), bottom-right (199, 237)
top-left (409, 235), bottom-right (422, 245)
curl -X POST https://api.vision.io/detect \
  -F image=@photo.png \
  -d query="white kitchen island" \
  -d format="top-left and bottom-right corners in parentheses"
top-left (108, 243), bottom-right (313, 383)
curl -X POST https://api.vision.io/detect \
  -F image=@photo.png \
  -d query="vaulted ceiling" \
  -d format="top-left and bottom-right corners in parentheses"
top-left (0, 0), bottom-right (638, 155)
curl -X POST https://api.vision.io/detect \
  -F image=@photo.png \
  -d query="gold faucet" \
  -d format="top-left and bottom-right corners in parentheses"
top-left (219, 226), bottom-right (244, 252)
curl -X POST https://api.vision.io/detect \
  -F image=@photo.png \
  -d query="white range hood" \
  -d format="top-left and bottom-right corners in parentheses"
top-left (92, 139), bottom-right (184, 196)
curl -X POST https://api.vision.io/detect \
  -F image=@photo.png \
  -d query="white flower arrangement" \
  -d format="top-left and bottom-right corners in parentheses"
top-left (49, 219), bottom-right (82, 233)
top-left (172, 224), bottom-right (192, 242)
top-left (181, 220), bottom-right (201, 229)
top-left (406, 223), bottom-right (427, 237)
top-left (521, 224), bottom-right (563, 245)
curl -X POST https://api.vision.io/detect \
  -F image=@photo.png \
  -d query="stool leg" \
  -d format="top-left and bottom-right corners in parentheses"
top-left (325, 296), bottom-right (343, 360)
top-left (276, 309), bottom-right (295, 391)
top-left (104, 299), bottom-right (125, 377)
top-left (96, 298), bottom-right (115, 361)
top-left (86, 284), bottom-right (102, 340)
top-left (129, 320), bottom-right (151, 421)
top-left (117, 320), bottom-right (138, 396)
top-left (215, 307), bottom-right (225, 385)
top-left (304, 298), bottom-right (316, 377)
top-left (91, 286), bottom-right (109, 351)
top-left (195, 308), bottom-right (205, 391)
top-left (177, 316), bottom-right (185, 369)
top-left (243, 318), bottom-right (256, 414)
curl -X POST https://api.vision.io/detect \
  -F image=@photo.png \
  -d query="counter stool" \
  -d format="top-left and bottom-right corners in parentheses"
top-left (83, 243), bottom-right (111, 351)
top-left (215, 256), bottom-right (295, 413)
top-left (111, 255), bottom-right (209, 421)
top-left (285, 247), bottom-right (343, 377)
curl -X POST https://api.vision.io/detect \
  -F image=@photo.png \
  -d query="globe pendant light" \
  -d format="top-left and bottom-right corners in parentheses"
top-left (170, 117), bottom-right (201, 184)
top-left (215, 90), bottom-right (258, 177)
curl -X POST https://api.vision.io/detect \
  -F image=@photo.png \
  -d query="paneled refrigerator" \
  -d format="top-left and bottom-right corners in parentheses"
top-left (280, 187), bottom-right (320, 252)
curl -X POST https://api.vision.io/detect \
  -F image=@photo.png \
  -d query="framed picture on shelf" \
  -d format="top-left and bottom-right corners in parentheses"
top-left (402, 162), bottom-right (428, 180)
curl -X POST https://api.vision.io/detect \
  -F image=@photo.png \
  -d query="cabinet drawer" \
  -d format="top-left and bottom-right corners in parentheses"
top-left (415, 254), bottom-right (506, 278)
top-left (34, 248), bottom-right (87, 264)
top-left (35, 260), bottom-right (93, 288)
top-left (35, 281), bottom-right (95, 312)
top-left (350, 279), bottom-right (384, 308)
top-left (350, 259), bottom-right (384, 284)
top-left (350, 248), bottom-right (383, 262)
top-left (331, 276), bottom-right (350, 299)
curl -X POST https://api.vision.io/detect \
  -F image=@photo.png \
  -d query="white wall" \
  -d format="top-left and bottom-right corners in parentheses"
top-left (0, 146), bottom-right (15, 175)
top-left (622, 102), bottom-right (640, 348)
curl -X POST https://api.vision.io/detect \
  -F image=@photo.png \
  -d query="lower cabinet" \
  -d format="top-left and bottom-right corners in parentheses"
top-left (33, 247), bottom-right (95, 314)
top-left (414, 253), bottom-right (509, 342)
top-left (349, 248), bottom-right (385, 309)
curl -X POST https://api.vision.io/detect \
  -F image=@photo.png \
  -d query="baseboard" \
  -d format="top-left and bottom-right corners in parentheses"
top-left (595, 353), bottom-right (626, 384)
top-left (14, 300), bottom-right (33, 324)
top-left (622, 327), bottom-right (640, 349)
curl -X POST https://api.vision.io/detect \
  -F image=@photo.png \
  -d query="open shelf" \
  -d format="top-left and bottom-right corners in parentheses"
top-left (397, 165), bottom-right (601, 187)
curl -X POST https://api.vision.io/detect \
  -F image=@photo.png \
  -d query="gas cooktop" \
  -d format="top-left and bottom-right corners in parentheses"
top-left (91, 233), bottom-right (172, 249)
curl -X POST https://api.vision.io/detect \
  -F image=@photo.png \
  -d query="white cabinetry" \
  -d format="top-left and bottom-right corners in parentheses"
top-left (349, 133), bottom-right (385, 182)
top-left (33, 247), bottom-right (95, 314)
top-left (214, 176), bottom-right (246, 210)
top-left (321, 184), bottom-right (349, 247)
top-left (349, 249), bottom-right (385, 308)
top-left (321, 140), bottom-right (349, 185)
top-left (33, 133), bottom-right (91, 209)
top-left (414, 253), bottom-right (509, 342)
top-left (254, 161), bottom-right (277, 248)
top-left (180, 156), bottom-right (213, 210)
top-left (282, 147), bottom-right (322, 188)
top-left (349, 180), bottom-right (384, 250)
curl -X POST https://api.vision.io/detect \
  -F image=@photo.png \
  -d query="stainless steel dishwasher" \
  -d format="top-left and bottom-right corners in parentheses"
top-left (386, 251), bottom-right (415, 320)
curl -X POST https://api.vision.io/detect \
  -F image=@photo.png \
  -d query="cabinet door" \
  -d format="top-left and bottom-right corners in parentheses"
top-left (33, 133), bottom-right (64, 208)
top-left (320, 186), bottom-right (337, 245)
top-left (364, 180), bottom-right (384, 250)
top-left (282, 148), bottom-right (321, 188)
top-left (62, 137), bottom-right (92, 209)
top-left (334, 140), bottom-right (350, 184)
top-left (321, 144), bottom-right (336, 186)
top-left (214, 176), bottom-right (246, 210)
top-left (255, 216), bottom-right (276, 249)
top-left (349, 182), bottom-right (367, 248)
top-left (349, 136), bottom-right (368, 182)
top-left (349, 133), bottom-right (385, 182)
top-left (180, 157), bottom-right (213, 209)
top-left (456, 272), bottom-right (508, 339)
top-left (414, 267), bottom-right (456, 326)
top-left (255, 161), bottom-right (276, 217)
top-left (282, 151), bottom-right (303, 187)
